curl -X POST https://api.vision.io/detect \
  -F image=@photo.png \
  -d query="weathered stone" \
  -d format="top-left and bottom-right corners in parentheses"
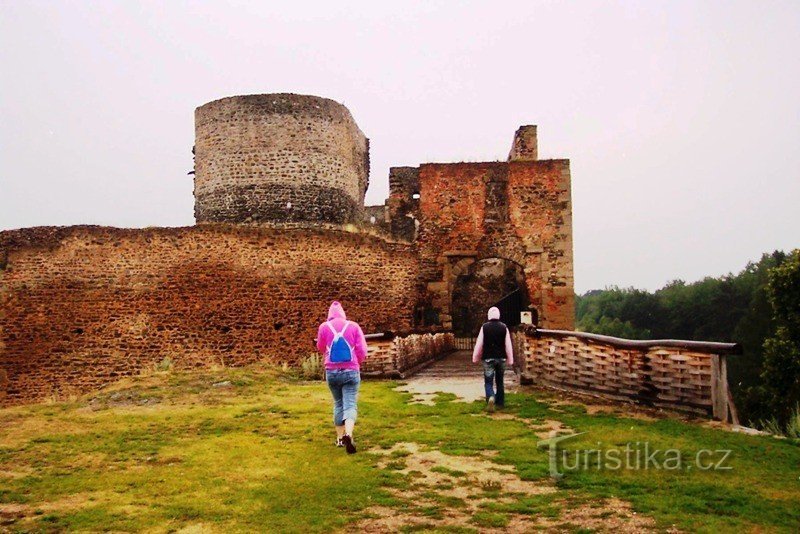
top-left (508, 125), bottom-right (538, 161)
top-left (0, 225), bottom-right (422, 405)
top-left (194, 94), bottom-right (369, 225)
top-left (0, 94), bottom-right (575, 406)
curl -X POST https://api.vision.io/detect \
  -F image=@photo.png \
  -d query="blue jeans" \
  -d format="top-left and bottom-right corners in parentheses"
top-left (483, 359), bottom-right (506, 406)
top-left (326, 369), bottom-right (361, 426)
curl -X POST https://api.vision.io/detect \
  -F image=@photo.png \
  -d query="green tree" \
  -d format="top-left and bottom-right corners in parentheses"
top-left (759, 249), bottom-right (800, 424)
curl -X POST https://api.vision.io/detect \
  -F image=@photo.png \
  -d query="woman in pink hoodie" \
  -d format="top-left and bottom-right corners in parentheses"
top-left (316, 301), bottom-right (368, 454)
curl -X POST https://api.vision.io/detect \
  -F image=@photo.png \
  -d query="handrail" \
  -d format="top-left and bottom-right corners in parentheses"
top-left (520, 326), bottom-right (741, 355)
top-left (364, 332), bottom-right (389, 340)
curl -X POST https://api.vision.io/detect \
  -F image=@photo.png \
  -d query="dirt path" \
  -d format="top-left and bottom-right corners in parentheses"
top-left (369, 350), bottom-right (676, 533)
top-left (395, 350), bottom-right (518, 405)
top-left (358, 441), bottom-right (665, 533)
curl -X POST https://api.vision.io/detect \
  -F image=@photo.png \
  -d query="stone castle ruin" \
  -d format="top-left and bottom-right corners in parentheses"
top-left (193, 95), bottom-right (370, 225)
top-left (192, 95), bottom-right (576, 333)
top-left (0, 93), bottom-right (573, 405)
top-left (0, 93), bottom-right (737, 422)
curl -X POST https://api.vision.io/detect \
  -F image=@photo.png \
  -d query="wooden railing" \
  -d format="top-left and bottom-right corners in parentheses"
top-left (513, 326), bottom-right (740, 422)
top-left (359, 331), bottom-right (455, 378)
top-left (453, 337), bottom-right (476, 351)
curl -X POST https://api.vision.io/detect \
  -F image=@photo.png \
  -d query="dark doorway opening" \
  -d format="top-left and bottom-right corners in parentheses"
top-left (451, 258), bottom-right (529, 337)
top-left (494, 288), bottom-right (524, 329)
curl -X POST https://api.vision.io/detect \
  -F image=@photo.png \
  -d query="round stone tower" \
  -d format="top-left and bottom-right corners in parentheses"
top-left (193, 93), bottom-right (369, 224)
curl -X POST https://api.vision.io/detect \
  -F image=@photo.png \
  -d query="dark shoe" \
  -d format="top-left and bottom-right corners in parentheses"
top-left (487, 396), bottom-right (496, 413)
top-left (341, 434), bottom-right (357, 454)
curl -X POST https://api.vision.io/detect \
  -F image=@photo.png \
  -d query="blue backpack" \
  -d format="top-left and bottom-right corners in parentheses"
top-left (326, 321), bottom-right (354, 363)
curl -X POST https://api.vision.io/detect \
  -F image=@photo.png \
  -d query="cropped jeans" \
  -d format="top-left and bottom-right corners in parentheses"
top-left (483, 359), bottom-right (506, 407)
top-left (326, 369), bottom-right (361, 426)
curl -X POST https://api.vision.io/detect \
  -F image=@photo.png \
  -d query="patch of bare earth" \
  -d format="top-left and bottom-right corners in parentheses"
top-left (0, 492), bottom-right (121, 529)
top-left (477, 412), bottom-right (575, 440)
top-left (527, 386), bottom-right (688, 423)
top-left (0, 415), bottom-right (90, 448)
top-left (0, 466), bottom-right (34, 480)
top-left (394, 378), bottom-right (494, 405)
top-left (540, 497), bottom-right (673, 533)
top-left (357, 442), bottom-right (670, 533)
top-left (173, 524), bottom-right (217, 534)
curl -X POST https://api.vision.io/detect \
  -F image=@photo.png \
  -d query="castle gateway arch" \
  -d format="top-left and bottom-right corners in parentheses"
top-left (450, 257), bottom-right (530, 337)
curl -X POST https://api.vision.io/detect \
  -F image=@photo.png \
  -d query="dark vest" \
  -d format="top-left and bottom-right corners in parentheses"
top-left (481, 319), bottom-right (507, 360)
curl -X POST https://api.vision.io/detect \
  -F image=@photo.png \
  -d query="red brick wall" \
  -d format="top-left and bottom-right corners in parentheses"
top-left (508, 160), bottom-right (574, 328)
top-left (414, 159), bottom-right (574, 330)
top-left (0, 225), bottom-right (421, 405)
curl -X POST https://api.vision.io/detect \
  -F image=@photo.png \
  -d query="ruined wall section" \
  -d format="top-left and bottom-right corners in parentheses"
top-left (508, 160), bottom-right (574, 329)
top-left (361, 205), bottom-right (391, 234)
top-left (194, 94), bottom-right (369, 224)
top-left (413, 159), bottom-right (574, 330)
top-left (0, 225), bottom-right (420, 406)
top-left (508, 125), bottom-right (538, 161)
top-left (387, 166), bottom-right (421, 241)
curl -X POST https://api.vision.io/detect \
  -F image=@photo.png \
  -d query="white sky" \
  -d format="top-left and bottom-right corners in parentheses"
top-left (1, 1), bottom-right (798, 292)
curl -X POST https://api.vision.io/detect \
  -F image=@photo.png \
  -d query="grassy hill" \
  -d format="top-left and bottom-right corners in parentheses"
top-left (1, 365), bottom-right (799, 533)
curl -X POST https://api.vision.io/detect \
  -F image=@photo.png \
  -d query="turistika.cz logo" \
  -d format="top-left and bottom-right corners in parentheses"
top-left (537, 432), bottom-right (733, 479)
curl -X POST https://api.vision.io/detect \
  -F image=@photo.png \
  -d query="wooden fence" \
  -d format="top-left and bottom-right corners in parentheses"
top-left (454, 337), bottom-right (476, 351)
top-left (513, 326), bottom-right (740, 422)
top-left (360, 332), bottom-right (456, 378)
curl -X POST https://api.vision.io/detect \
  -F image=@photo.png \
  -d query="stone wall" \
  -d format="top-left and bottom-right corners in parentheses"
top-left (508, 125), bottom-right (538, 161)
top-left (194, 94), bottom-right (369, 224)
top-left (514, 327), bottom-right (739, 420)
top-left (405, 158), bottom-right (573, 331)
top-left (0, 224), bottom-right (420, 406)
top-left (387, 166), bottom-right (421, 241)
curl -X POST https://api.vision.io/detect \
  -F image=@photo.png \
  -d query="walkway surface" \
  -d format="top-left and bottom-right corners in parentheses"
top-left (395, 350), bottom-right (518, 405)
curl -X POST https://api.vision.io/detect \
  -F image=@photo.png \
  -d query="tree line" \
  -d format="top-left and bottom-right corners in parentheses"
top-left (575, 249), bottom-right (800, 429)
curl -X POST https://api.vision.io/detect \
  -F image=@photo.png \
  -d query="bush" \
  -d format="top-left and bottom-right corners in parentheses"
top-left (299, 353), bottom-right (325, 381)
top-left (758, 403), bottom-right (800, 439)
top-left (155, 356), bottom-right (174, 372)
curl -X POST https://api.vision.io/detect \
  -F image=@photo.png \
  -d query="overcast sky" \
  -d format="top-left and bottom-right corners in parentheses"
top-left (1, 1), bottom-right (798, 292)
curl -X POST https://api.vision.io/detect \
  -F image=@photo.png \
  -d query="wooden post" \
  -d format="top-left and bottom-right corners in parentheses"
top-left (720, 355), bottom-right (731, 422)
top-left (728, 388), bottom-right (740, 426)
top-left (711, 354), bottom-right (730, 421)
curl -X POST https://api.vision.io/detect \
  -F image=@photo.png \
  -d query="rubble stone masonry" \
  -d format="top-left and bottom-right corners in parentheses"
top-left (1, 93), bottom-right (577, 406)
top-left (0, 225), bottom-right (420, 405)
top-left (194, 94), bottom-right (369, 224)
top-left (408, 159), bottom-right (574, 330)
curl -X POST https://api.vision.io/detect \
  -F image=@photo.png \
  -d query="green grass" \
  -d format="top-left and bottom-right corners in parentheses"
top-left (470, 510), bottom-right (509, 527)
top-left (429, 465), bottom-right (468, 478)
top-left (0, 364), bottom-right (799, 532)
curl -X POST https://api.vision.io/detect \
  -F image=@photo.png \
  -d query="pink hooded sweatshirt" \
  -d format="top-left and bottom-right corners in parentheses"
top-left (316, 301), bottom-right (369, 371)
